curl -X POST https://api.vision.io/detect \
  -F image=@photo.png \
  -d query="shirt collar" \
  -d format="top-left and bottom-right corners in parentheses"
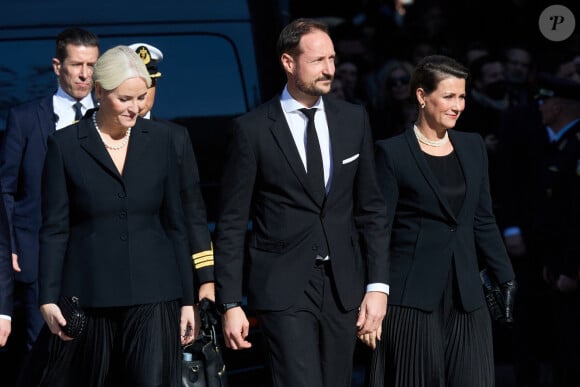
top-left (54, 86), bottom-right (95, 109)
top-left (280, 85), bottom-right (325, 114)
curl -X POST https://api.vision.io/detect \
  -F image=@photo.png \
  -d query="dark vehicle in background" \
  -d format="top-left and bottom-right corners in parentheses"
top-left (0, 0), bottom-right (284, 223)
top-left (0, 0), bottom-right (286, 384)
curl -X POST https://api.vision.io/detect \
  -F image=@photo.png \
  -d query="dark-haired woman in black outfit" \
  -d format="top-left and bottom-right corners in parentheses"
top-left (368, 55), bottom-right (516, 387)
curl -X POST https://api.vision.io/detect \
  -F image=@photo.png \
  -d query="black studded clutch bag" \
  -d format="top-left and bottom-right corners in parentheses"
top-left (58, 296), bottom-right (87, 338)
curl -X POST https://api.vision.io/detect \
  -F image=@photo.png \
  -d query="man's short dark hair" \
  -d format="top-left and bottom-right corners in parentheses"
top-left (55, 27), bottom-right (99, 62)
top-left (275, 18), bottom-right (329, 60)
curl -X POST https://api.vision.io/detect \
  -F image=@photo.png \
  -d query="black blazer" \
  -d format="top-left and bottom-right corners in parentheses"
top-left (39, 115), bottom-right (194, 308)
top-left (214, 95), bottom-right (389, 311)
top-left (375, 128), bottom-right (514, 312)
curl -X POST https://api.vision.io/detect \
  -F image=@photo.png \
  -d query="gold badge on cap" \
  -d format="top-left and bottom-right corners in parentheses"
top-left (136, 46), bottom-right (151, 65)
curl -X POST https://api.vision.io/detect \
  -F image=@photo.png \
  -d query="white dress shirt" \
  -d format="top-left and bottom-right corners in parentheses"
top-left (53, 87), bottom-right (95, 130)
top-left (279, 86), bottom-right (389, 295)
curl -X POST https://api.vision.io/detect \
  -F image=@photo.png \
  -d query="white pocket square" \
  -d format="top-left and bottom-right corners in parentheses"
top-left (342, 154), bottom-right (360, 164)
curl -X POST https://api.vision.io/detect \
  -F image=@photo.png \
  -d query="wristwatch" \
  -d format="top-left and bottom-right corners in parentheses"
top-left (217, 301), bottom-right (242, 315)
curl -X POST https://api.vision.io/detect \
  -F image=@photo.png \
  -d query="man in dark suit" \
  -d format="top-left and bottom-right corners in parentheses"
top-left (129, 42), bottom-right (215, 302)
top-left (0, 188), bottom-right (13, 348)
top-left (214, 18), bottom-right (389, 387)
top-left (0, 27), bottom-right (98, 381)
top-left (500, 73), bottom-right (580, 387)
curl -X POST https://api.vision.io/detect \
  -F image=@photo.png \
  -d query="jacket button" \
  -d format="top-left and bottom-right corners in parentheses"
top-left (450, 226), bottom-right (456, 232)
top-left (117, 192), bottom-right (126, 198)
top-left (119, 211), bottom-right (127, 219)
top-left (120, 233), bottom-right (128, 241)
top-left (312, 244), bottom-right (318, 251)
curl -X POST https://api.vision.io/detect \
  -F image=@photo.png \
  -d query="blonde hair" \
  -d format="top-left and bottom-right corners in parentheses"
top-left (93, 45), bottom-right (151, 90)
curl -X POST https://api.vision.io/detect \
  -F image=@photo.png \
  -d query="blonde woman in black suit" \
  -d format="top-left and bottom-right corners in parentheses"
top-left (368, 55), bottom-right (517, 387)
top-left (38, 46), bottom-right (196, 386)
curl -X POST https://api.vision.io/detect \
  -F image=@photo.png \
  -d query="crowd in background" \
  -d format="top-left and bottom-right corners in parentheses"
top-left (285, 1), bottom-right (580, 386)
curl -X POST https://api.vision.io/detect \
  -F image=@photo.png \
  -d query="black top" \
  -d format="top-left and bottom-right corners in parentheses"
top-left (423, 150), bottom-right (465, 217)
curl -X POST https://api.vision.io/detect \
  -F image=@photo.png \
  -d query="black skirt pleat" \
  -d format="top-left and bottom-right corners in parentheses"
top-left (369, 273), bottom-right (494, 387)
top-left (40, 300), bottom-right (181, 387)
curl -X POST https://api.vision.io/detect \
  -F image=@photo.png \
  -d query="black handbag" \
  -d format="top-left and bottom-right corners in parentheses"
top-left (480, 269), bottom-right (505, 321)
top-left (182, 299), bottom-right (228, 387)
top-left (480, 269), bottom-right (517, 324)
top-left (58, 295), bottom-right (87, 338)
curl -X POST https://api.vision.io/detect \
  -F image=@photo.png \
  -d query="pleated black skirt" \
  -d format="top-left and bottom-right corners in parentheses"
top-left (39, 300), bottom-right (181, 387)
top-left (369, 273), bottom-right (494, 387)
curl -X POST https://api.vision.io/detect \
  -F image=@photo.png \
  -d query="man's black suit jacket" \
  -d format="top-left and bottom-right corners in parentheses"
top-left (375, 128), bottom-right (515, 312)
top-left (39, 115), bottom-right (193, 308)
top-left (0, 187), bottom-right (12, 316)
top-left (214, 95), bottom-right (389, 312)
top-left (0, 96), bottom-right (55, 283)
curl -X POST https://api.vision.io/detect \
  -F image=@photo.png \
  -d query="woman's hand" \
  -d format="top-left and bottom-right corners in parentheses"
top-left (40, 303), bottom-right (73, 341)
top-left (180, 305), bottom-right (199, 346)
top-left (358, 327), bottom-right (381, 349)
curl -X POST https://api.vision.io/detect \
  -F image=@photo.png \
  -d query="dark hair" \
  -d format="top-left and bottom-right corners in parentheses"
top-left (410, 54), bottom-right (468, 105)
top-left (55, 27), bottom-right (99, 62)
top-left (275, 18), bottom-right (329, 60)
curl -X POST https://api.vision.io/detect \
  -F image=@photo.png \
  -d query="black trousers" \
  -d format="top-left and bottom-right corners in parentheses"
top-left (369, 271), bottom-right (494, 387)
top-left (39, 300), bottom-right (181, 387)
top-left (257, 260), bottom-right (359, 387)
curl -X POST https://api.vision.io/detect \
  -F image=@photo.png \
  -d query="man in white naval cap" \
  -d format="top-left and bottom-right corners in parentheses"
top-left (128, 42), bottom-right (216, 303)
top-left (128, 43), bottom-right (163, 118)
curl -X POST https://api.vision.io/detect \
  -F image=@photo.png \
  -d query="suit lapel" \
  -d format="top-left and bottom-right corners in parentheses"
top-left (405, 129), bottom-right (457, 222)
top-left (322, 97), bottom-right (341, 204)
top-left (122, 118), bottom-right (150, 178)
top-left (448, 130), bottom-right (469, 220)
top-left (38, 96), bottom-right (56, 150)
top-left (267, 99), bottom-right (322, 206)
top-left (78, 117), bottom-right (123, 183)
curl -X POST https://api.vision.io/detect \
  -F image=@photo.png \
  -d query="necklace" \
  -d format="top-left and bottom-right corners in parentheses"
top-left (92, 112), bottom-right (131, 150)
top-left (413, 125), bottom-right (448, 147)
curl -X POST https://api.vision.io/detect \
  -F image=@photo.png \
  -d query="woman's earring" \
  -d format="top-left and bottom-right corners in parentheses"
top-left (420, 103), bottom-right (425, 109)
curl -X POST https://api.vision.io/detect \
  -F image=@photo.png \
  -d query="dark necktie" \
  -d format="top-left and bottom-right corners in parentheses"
top-left (73, 101), bottom-right (83, 122)
top-left (299, 108), bottom-right (325, 204)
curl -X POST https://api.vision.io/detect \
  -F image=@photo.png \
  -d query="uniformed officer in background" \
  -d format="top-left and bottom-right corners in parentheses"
top-left (500, 73), bottom-right (580, 387)
top-left (128, 42), bottom-right (215, 303)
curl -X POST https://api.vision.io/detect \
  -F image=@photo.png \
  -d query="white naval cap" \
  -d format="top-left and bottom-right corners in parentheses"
top-left (128, 42), bottom-right (163, 78)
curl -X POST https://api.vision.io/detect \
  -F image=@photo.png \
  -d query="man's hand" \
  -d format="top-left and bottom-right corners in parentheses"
top-left (12, 253), bottom-right (21, 272)
top-left (356, 292), bottom-right (387, 349)
top-left (198, 282), bottom-right (215, 303)
top-left (221, 307), bottom-right (252, 350)
top-left (0, 319), bottom-right (11, 347)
